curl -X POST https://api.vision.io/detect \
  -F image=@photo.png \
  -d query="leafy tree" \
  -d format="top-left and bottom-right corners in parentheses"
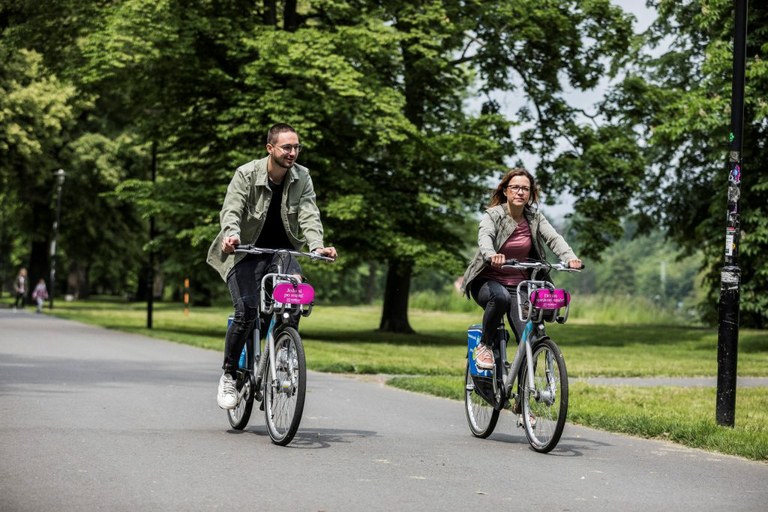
top-left (1, 0), bottom-right (636, 336)
top-left (0, 0), bottom-right (152, 299)
top-left (332, 0), bottom-right (634, 332)
top-left (0, 44), bottom-right (82, 298)
top-left (101, 0), bottom-right (630, 332)
top-left (547, 1), bottom-right (768, 326)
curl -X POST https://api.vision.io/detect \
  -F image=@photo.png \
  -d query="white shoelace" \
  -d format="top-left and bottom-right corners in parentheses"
top-left (221, 377), bottom-right (236, 396)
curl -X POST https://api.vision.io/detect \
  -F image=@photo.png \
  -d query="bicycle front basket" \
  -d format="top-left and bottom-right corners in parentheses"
top-left (530, 288), bottom-right (570, 310)
top-left (530, 288), bottom-right (570, 323)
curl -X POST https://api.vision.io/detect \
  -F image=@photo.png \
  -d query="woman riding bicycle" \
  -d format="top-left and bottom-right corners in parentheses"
top-left (461, 168), bottom-right (582, 370)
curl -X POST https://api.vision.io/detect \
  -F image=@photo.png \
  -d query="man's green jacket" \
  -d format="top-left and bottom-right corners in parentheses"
top-left (207, 157), bottom-right (325, 281)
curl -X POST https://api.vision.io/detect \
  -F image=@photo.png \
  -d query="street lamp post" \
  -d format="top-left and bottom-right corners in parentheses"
top-left (49, 169), bottom-right (66, 309)
top-left (146, 141), bottom-right (157, 329)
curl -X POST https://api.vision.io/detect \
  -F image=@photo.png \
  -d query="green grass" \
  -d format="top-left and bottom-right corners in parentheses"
top-left (389, 375), bottom-right (768, 461)
top-left (42, 298), bottom-right (768, 461)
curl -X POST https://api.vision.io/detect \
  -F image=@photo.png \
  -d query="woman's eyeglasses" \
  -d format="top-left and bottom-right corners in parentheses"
top-left (507, 185), bottom-right (531, 194)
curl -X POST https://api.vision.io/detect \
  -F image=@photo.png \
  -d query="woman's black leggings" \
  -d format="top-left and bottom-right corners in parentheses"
top-left (470, 279), bottom-right (526, 348)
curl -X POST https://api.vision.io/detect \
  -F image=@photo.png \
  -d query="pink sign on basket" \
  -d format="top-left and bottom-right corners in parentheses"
top-left (531, 289), bottom-right (570, 310)
top-left (273, 282), bottom-right (315, 305)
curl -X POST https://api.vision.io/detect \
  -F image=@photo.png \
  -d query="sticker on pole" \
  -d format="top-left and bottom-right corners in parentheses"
top-left (729, 164), bottom-right (741, 184)
top-left (530, 289), bottom-right (570, 310)
top-left (273, 282), bottom-right (315, 305)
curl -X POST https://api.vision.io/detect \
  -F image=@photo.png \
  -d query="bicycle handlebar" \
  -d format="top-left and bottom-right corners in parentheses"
top-left (234, 244), bottom-right (336, 262)
top-left (484, 257), bottom-right (584, 272)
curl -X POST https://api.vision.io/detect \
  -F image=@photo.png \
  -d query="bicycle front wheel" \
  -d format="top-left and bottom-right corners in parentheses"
top-left (464, 362), bottom-right (499, 438)
top-left (263, 326), bottom-right (306, 446)
top-left (520, 337), bottom-right (568, 453)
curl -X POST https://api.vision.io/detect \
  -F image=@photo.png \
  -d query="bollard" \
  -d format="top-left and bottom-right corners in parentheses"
top-left (184, 278), bottom-right (190, 317)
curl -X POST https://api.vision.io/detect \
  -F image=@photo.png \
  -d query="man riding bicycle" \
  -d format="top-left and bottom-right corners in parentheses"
top-left (207, 123), bottom-right (337, 410)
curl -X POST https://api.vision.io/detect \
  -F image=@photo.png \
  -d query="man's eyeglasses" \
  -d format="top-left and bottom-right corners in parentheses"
top-left (507, 185), bottom-right (531, 194)
top-left (272, 144), bottom-right (303, 154)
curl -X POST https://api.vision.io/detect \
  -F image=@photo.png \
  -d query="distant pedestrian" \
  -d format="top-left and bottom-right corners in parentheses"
top-left (13, 268), bottom-right (28, 310)
top-left (31, 278), bottom-right (49, 313)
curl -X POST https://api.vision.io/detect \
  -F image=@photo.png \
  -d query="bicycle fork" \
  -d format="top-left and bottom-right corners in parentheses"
top-left (538, 350), bottom-right (558, 406)
top-left (261, 317), bottom-right (297, 396)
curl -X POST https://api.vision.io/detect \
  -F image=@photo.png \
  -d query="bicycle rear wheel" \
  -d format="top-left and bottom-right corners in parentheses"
top-left (520, 337), bottom-right (568, 453)
top-left (264, 326), bottom-right (306, 445)
top-left (227, 369), bottom-right (254, 430)
top-left (464, 362), bottom-right (499, 438)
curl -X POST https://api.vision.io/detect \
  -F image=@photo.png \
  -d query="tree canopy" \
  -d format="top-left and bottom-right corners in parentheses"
top-left (1, 0), bottom-right (764, 328)
top-left (542, 0), bottom-right (767, 326)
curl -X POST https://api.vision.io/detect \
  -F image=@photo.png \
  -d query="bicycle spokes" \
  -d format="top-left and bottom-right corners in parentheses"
top-left (521, 339), bottom-right (568, 453)
top-left (263, 327), bottom-right (306, 446)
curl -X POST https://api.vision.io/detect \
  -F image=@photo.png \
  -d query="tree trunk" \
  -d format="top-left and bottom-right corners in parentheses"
top-left (135, 264), bottom-right (149, 301)
top-left (376, 17), bottom-right (426, 334)
top-left (365, 260), bottom-right (378, 304)
top-left (284, 0), bottom-right (298, 31)
top-left (66, 262), bottom-right (89, 299)
top-left (263, 0), bottom-right (276, 25)
top-left (24, 180), bottom-right (55, 302)
top-left (379, 258), bottom-right (414, 333)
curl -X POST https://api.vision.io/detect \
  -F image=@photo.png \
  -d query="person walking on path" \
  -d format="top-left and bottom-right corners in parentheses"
top-left (13, 268), bottom-right (28, 310)
top-left (207, 123), bottom-right (337, 410)
top-left (31, 278), bottom-right (49, 313)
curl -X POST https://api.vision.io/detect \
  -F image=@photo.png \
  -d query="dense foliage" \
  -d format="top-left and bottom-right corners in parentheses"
top-left (540, 0), bottom-right (768, 326)
top-left (1, 1), bottom-right (764, 328)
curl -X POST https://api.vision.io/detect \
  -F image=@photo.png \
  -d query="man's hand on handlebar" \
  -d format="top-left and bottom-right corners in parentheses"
top-left (221, 236), bottom-right (240, 254)
top-left (566, 259), bottom-right (583, 270)
top-left (314, 246), bottom-right (337, 260)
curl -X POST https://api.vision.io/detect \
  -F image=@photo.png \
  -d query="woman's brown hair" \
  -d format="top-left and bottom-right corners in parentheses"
top-left (488, 168), bottom-right (539, 207)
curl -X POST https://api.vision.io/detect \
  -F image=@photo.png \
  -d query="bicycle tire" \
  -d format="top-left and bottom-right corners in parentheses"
top-left (227, 368), bottom-right (255, 430)
top-left (264, 326), bottom-right (306, 446)
top-left (464, 362), bottom-right (500, 438)
top-left (520, 337), bottom-right (568, 453)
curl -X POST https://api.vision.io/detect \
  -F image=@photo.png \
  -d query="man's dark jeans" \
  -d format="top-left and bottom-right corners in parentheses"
top-left (222, 252), bottom-right (301, 376)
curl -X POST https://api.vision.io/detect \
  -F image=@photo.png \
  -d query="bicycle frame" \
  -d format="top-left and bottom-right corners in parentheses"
top-left (235, 248), bottom-right (326, 383)
top-left (477, 260), bottom-right (576, 408)
top-left (250, 269), bottom-right (313, 396)
top-left (465, 258), bottom-right (582, 452)
top-left (494, 278), bottom-right (568, 407)
top-left (228, 245), bottom-right (333, 432)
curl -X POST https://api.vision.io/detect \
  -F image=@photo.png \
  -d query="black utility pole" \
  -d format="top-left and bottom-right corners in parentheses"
top-left (147, 141), bottom-right (157, 329)
top-left (49, 169), bottom-right (66, 310)
top-left (716, 0), bottom-right (748, 427)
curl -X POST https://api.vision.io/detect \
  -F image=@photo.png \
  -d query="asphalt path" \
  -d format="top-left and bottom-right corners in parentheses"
top-left (1, 309), bottom-right (766, 512)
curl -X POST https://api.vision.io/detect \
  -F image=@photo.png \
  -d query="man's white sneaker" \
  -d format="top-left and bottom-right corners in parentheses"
top-left (217, 373), bottom-right (237, 410)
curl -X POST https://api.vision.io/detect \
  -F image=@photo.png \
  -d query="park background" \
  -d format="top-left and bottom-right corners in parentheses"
top-left (1, 1), bottom-right (766, 460)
